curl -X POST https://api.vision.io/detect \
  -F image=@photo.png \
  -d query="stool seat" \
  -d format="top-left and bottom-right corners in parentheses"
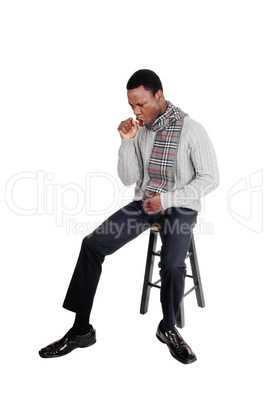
top-left (140, 226), bottom-right (205, 328)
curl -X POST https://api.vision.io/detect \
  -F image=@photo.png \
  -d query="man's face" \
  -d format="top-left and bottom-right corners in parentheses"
top-left (127, 85), bottom-right (163, 126)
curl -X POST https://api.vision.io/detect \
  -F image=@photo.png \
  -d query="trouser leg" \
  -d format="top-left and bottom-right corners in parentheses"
top-left (62, 201), bottom-right (151, 317)
top-left (158, 207), bottom-right (198, 330)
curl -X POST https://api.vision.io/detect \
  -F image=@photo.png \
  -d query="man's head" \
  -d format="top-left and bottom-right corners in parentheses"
top-left (126, 69), bottom-right (167, 126)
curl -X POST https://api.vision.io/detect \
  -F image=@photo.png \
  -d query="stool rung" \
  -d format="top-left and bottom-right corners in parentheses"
top-left (149, 275), bottom-right (195, 291)
top-left (152, 251), bottom-right (161, 256)
top-left (184, 285), bottom-right (197, 297)
top-left (148, 280), bottom-right (161, 289)
top-left (153, 251), bottom-right (193, 258)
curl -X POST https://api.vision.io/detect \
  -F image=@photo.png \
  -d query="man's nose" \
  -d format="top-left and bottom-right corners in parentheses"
top-left (133, 106), bottom-right (141, 116)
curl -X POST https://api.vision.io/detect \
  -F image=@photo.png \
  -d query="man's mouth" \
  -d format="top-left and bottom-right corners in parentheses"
top-left (136, 118), bottom-right (145, 127)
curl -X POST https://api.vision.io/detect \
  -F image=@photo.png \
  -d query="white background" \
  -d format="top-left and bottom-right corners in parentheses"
top-left (1, 0), bottom-right (267, 401)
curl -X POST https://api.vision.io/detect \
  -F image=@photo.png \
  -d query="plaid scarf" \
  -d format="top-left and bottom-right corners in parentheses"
top-left (144, 101), bottom-right (188, 197)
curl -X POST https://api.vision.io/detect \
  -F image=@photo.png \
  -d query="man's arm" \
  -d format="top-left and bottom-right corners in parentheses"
top-left (160, 121), bottom-right (219, 210)
top-left (117, 118), bottom-right (141, 186)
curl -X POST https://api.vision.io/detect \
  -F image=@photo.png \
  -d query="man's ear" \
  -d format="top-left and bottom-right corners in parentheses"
top-left (155, 90), bottom-right (164, 101)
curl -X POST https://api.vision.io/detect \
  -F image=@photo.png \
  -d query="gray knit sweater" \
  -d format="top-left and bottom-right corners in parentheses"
top-left (117, 116), bottom-right (219, 212)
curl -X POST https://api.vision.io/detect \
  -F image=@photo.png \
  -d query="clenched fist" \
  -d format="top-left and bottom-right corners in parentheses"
top-left (118, 118), bottom-right (138, 139)
top-left (142, 193), bottom-right (163, 214)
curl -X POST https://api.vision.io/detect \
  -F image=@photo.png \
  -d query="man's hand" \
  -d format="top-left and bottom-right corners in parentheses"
top-left (118, 118), bottom-right (138, 139)
top-left (142, 193), bottom-right (164, 214)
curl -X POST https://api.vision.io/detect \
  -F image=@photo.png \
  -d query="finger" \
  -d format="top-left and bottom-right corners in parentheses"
top-left (119, 123), bottom-right (131, 133)
top-left (142, 199), bottom-right (149, 207)
top-left (119, 118), bottom-right (133, 129)
top-left (126, 118), bottom-right (136, 128)
top-left (142, 200), bottom-right (149, 209)
top-left (132, 119), bottom-right (138, 128)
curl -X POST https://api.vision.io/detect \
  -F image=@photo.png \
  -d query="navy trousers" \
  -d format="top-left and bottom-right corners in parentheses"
top-left (63, 201), bottom-right (197, 330)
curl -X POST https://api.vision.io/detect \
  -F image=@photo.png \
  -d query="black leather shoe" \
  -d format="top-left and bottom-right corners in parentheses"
top-left (156, 322), bottom-right (197, 364)
top-left (39, 325), bottom-right (96, 358)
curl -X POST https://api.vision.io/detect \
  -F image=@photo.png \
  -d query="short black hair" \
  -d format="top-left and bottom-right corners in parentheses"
top-left (127, 69), bottom-right (163, 96)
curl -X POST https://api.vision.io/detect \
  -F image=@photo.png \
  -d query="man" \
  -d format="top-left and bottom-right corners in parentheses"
top-left (39, 69), bottom-right (219, 364)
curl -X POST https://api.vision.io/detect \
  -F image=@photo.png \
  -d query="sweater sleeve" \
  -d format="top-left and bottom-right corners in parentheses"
top-left (117, 137), bottom-right (142, 186)
top-left (160, 121), bottom-right (219, 210)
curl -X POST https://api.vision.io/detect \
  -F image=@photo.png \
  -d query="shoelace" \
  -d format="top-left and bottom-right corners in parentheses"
top-left (165, 330), bottom-right (189, 352)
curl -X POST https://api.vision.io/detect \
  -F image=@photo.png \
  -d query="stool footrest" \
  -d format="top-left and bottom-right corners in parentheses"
top-left (184, 285), bottom-right (198, 297)
top-left (149, 281), bottom-right (197, 294)
top-left (153, 251), bottom-right (193, 258)
top-left (148, 282), bottom-right (161, 289)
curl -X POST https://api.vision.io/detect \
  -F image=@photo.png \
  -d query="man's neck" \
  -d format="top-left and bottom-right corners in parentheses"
top-left (158, 100), bottom-right (168, 118)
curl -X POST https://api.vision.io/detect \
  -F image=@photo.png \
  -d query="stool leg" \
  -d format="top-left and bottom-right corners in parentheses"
top-left (189, 234), bottom-right (205, 308)
top-left (176, 299), bottom-right (185, 329)
top-left (140, 230), bottom-right (158, 314)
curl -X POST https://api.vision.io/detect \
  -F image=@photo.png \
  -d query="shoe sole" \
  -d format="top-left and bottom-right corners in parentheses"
top-left (39, 338), bottom-right (96, 358)
top-left (80, 338), bottom-right (97, 348)
top-left (156, 333), bottom-right (197, 364)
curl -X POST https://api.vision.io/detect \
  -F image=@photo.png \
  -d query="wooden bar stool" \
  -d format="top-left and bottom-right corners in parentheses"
top-left (140, 225), bottom-right (205, 328)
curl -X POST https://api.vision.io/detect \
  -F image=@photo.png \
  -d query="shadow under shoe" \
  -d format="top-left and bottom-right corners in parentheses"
top-left (39, 325), bottom-right (96, 358)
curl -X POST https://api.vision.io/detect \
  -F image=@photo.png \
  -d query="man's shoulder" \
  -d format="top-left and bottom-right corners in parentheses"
top-left (183, 116), bottom-right (206, 133)
top-left (182, 116), bottom-right (209, 141)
